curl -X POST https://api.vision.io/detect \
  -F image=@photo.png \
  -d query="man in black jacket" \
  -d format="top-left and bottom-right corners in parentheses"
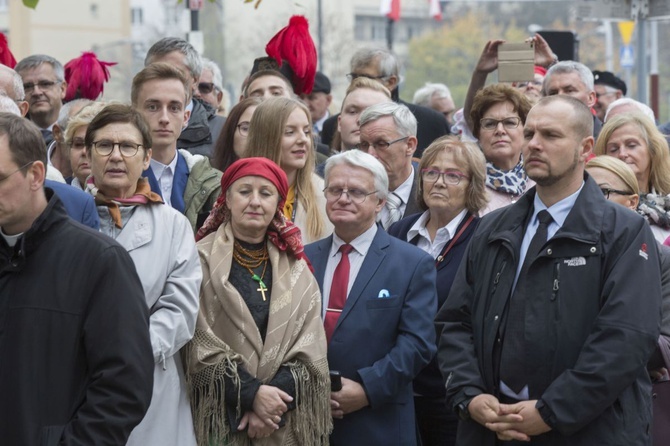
top-left (0, 113), bottom-right (154, 445)
top-left (436, 96), bottom-right (661, 445)
top-left (320, 47), bottom-right (449, 157)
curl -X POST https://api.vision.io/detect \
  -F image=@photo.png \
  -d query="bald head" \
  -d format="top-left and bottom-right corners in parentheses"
top-left (533, 95), bottom-right (593, 139)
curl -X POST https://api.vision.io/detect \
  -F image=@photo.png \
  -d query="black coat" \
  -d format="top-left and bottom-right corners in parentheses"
top-left (179, 98), bottom-right (225, 159)
top-left (388, 212), bottom-right (479, 396)
top-left (436, 174), bottom-right (661, 445)
top-left (0, 191), bottom-right (154, 445)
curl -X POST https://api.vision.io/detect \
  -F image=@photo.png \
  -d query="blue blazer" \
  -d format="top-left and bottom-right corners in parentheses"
top-left (305, 228), bottom-right (437, 446)
top-left (388, 212), bottom-right (480, 396)
top-left (45, 181), bottom-right (100, 230)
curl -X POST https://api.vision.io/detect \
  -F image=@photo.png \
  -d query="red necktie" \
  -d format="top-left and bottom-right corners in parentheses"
top-left (324, 244), bottom-right (353, 343)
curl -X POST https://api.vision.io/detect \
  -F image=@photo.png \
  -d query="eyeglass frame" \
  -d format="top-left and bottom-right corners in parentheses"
top-left (356, 135), bottom-right (409, 152)
top-left (600, 187), bottom-right (633, 199)
top-left (323, 186), bottom-right (378, 204)
top-left (420, 168), bottom-right (469, 185)
top-left (23, 80), bottom-right (63, 94)
top-left (0, 161), bottom-right (35, 183)
top-left (91, 140), bottom-right (144, 157)
top-left (479, 116), bottom-right (522, 132)
top-left (514, 80), bottom-right (543, 88)
top-left (198, 82), bottom-right (218, 95)
top-left (346, 72), bottom-right (387, 82)
top-left (236, 121), bottom-right (250, 137)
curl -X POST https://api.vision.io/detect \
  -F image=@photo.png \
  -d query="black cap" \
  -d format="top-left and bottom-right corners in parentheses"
top-left (593, 70), bottom-right (627, 96)
top-left (312, 71), bottom-right (331, 94)
top-left (250, 56), bottom-right (297, 94)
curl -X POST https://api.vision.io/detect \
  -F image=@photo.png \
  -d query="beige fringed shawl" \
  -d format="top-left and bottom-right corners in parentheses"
top-left (183, 223), bottom-right (331, 446)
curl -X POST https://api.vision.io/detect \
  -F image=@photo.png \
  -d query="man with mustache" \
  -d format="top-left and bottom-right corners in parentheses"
top-left (437, 95), bottom-right (661, 445)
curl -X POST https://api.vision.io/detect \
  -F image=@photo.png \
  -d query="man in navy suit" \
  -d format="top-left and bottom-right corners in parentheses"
top-left (304, 150), bottom-right (437, 445)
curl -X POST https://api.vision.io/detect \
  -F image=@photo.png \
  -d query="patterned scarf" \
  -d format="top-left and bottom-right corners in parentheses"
top-left (86, 177), bottom-right (163, 228)
top-left (485, 157), bottom-right (528, 196)
top-left (638, 191), bottom-right (670, 229)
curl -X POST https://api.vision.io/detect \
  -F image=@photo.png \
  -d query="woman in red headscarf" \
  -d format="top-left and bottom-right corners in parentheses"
top-left (184, 157), bottom-right (331, 445)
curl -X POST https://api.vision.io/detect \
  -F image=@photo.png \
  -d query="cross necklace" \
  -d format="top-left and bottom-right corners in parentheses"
top-left (233, 240), bottom-right (270, 301)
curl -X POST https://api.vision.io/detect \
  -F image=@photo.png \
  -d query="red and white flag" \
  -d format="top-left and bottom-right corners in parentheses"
top-left (429, 0), bottom-right (442, 21)
top-left (381, 0), bottom-right (401, 21)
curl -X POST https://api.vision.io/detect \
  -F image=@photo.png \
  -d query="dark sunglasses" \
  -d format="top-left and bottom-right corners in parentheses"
top-left (198, 82), bottom-right (216, 94)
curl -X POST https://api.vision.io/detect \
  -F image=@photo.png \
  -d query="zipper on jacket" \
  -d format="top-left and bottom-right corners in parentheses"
top-left (491, 261), bottom-right (507, 296)
top-left (551, 262), bottom-right (560, 301)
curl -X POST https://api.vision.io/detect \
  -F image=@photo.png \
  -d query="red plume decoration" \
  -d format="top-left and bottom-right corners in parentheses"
top-left (0, 33), bottom-right (16, 68)
top-left (64, 52), bottom-right (117, 101)
top-left (265, 15), bottom-right (317, 95)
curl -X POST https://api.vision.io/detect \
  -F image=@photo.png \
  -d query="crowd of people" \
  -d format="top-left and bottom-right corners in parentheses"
top-left (1, 20), bottom-right (669, 446)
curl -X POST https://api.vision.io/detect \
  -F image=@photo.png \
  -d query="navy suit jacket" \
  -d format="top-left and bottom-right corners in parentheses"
top-left (305, 227), bottom-right (437, 446)
top-left (45, 181), bottom-right (99, 230)
top-left (388, 212), bottom-right (479, 396)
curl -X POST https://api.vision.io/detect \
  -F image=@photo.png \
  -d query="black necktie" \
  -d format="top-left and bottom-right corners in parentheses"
top-left (500, 210), bottom-right (553, 394)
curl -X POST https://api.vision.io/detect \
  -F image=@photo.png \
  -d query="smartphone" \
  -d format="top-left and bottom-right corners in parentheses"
top-left (330, 370), bottom-right (342, 392)
top-left (498, 42), bottom-right (535, 83)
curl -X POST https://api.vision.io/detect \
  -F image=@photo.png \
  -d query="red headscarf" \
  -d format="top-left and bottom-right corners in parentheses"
top-left (196, 158), bottom-right (311, 269)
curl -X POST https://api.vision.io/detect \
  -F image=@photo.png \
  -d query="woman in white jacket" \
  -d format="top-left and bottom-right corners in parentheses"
top-left (84, 104), bottom-right (201, 446)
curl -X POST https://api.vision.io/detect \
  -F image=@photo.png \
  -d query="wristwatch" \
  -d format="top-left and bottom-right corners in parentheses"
top-left (456, 397), bottom-right (474, 421)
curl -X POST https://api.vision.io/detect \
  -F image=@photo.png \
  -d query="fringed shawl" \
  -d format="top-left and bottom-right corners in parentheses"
top-left (183, 223), bottom-right (331, 445)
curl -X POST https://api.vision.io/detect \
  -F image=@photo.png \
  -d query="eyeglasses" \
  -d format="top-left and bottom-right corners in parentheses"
top-left (323, 186), bottom-right (377, 204)
top-left (0, 161), bottom-right (34, 183)
top-left (198, 82), bottom-right (217, 94)
top-left (480, 117), bottom-right (522, 132)
top-left (68, 138), bottom-right (86, 151)
top-left (421, 169), bottom-right (469, 185)
top-left (515, 80), bottom-right (542, 88)
top-left (346, 72), bottom-right (386, 82)
top-left (23, 80), bottom-right (62, 94)
top-left (356, 136), bottom-right (409, 152)
top-left (237, 121), bottom-right (250, 137)
top-left (92, 140), bottom-right (143, 157)
top-left (600, 187), bottom-right (633, 199)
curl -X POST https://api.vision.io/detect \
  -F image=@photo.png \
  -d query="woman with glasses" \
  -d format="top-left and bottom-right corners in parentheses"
top-left (212, 97), bottom-right (262, 172)
top-left (594, 111), bottom-right (670, 243)
top-left (84, 104), bottom-right (202, 446)
top-left (64, 101), bottom-right (107, 190)
top-left (244, 97), bottom-right (332, 243)
top-left (387, 136), bottom-right (488, 446)
top-left (469, 84), bottom-right (534, 215)
top-left (185, 157), bottom-right (331, 445)
top-left (586, 155), bottom-right (670, 386)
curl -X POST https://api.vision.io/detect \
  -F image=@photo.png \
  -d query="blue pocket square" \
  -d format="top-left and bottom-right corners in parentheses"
top-left (377, 289), bottom-right (391, 298)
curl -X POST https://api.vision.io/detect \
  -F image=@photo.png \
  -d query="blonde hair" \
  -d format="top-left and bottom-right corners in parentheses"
top-left (586, 156), bottom-right (638, 196)
top-left (594, 111), bottom-right (670, 195)
top-left (417, 136), bottom-right (488, 214)
top-left (244, 97), bottom-right (325, 240)
top-left (64, 101), bottom-right (109, 153)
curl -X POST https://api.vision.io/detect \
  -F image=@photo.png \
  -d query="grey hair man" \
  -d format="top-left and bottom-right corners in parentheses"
top-left (604, 97), bottom-right (655, 122)
top-left (358, 101), bottom-right (420, 228)
top-left (145, 37), bottom-right (225, 158)
top-left (0, 112), bottom-right (153, 444)
top-left (320, 46), bottom-right (449, 157)
top-left (15, 54), bottom-right (67, 146)
top-left (542, 61), bottom-right (601, 138)
top-left (413, 82), bottom-right (456, 127)
top-left (198, 58), bottom-right (224, 111)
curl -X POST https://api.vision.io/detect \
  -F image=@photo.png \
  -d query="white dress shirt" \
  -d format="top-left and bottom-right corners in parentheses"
top-left (150, 153), bottom-right (179, 207)
top-left (379, 168), bottom-right (414, 225)
top-left (406, 209), bottom-right (467, 259)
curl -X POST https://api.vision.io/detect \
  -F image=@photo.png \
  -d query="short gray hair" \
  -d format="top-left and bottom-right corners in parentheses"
top-left (201, 58), bottom-right (223, 91)
top-left (413, 82), bottom-right (452, 107)
top-left (350, 47), bottom-right (399, 79)
top-left (359, 102), bottom-right (417, 137)
top-left (0, 65), bottom-right (26, 101)
top-left (145, 37), bottom-right (202, 79)
top-left (15, 54), bottom-right (65, 82)
top-left (325, 149), bottom-right (389, 200)
top-left (57, 99), bottom-right (93, 131)
top-left (0, 96), bottom-right (21, 115)
top-left (543, 61), bottom-right (594, 94)
top-left (604, 97), bottom-right (655, 122)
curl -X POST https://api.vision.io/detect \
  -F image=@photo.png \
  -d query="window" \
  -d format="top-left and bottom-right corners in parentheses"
top-left (131, 7), bottom-right (144, 25)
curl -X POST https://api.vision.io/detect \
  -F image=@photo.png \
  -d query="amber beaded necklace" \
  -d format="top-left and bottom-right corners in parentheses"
top-left (233, 240), bottom-right (269, 301)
